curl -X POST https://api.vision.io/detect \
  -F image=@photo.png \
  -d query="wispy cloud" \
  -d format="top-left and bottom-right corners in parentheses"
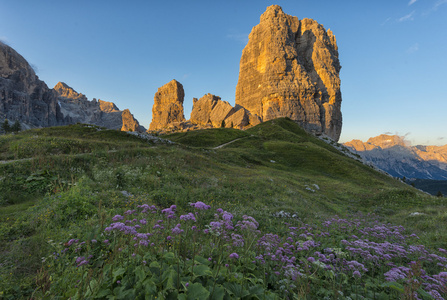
top-left (423, 0), bottom-right (447, 15)
top-left (407, 43), bottom-right (419, 53)
top-left (398, 10), bottom-right (416, 22)
top-left (381, 17), bottom-right (391, 26)
top-left (226, 33), bottom-right (249, 44)
top-left (408, 0), bottom-right (418, 5)
top-left (433, 0), bottom-right (447, 10)
top-left (0, 36), bottom-right (8, 44)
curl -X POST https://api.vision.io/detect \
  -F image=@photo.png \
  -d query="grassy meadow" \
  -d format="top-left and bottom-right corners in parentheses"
top-left (0, 119), bottom-right (446, 299)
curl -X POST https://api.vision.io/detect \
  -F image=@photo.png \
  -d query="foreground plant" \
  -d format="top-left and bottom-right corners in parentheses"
top-left (37, 201), bottom-right (447, 299)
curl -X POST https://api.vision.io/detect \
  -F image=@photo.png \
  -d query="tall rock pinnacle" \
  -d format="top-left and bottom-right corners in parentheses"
top-left (149, 79), bottom-right (186, 130)
top-left (235, 5), bottom-right (342, 141)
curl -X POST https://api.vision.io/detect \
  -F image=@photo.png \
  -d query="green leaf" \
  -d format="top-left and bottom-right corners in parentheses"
top-left (248, 284), bottom-right (265, 297)
top-left (163, 251), bottom-right (176, 262)
top-left (224, 282), bottom-right (250, 298)
top-left (84, 279), bottom-right (98, 297)
top-left (112, 267), bottom-right (126, 282)
top-left (417, 288), bottom-right (435, 300)
top-left (162, 267), bottom-right (178, 290)
top-left (209, 285), bottom-right (225, 300)
top-left (194, 255), bottom-right (211, 266)
top-left (135, 265), bottom-right (147, 282)
top-left (143, 278), bottom-right (157, 296)
top-left (381, 281), bottom-right (404, 293)
top-left (193, 264), bottom-right (212, 277)
top-left (150, 261), bottom-right (161, 268)
top-left (94, 288), bottom-right (112, 298)
top-left (187, 282), bottom-right (210, 300)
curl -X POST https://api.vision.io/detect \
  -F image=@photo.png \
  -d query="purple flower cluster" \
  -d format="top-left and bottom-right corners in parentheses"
top-left (75, 256), bottom-right (89, 267)
top-left (180, 213), bottom-right (196, 222)
top-left (236, 215), bottom-right (259, 231)
top-left (104, 222), bottom-right (138, 235)
top-left (190, 201), bottom-right (211, 210)
top-left (161, 205), bottom-right (177, 219)
top-left (171, 223), bottom-right (184, 235)
top-left (137, 204), bottom-right (158, 214)
top-left (59, 204), bottom-right (447, 299)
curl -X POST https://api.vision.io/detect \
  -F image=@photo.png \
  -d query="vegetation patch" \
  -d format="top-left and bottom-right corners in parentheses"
top-left (0, 118), bottom-right (446, 298)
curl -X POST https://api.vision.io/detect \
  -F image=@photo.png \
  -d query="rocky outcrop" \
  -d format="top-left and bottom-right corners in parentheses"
top-left (190, 94), bottom-right (220, 126)
top-left (235, 5), bottom-right (342, 141)
top-left (0, 41), bottom-right (66, 128)
top-left (99, 99), bottom-right (119, 113)
top-left (189, 94), bottom-right (236, 128)
top-left (149, 80), bottom-right (185, 130)
top-left (344, 135), bottom-right (447, 180)
top-left (55, 82), bottom-right (145, 132)
top-left (54, 81), bottom-right (87, 101)
top-left (121, 109), bottom-right (141, 132)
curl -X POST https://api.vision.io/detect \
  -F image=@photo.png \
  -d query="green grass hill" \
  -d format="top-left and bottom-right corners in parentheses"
top-left (1, 119), bottom-right (446, 299)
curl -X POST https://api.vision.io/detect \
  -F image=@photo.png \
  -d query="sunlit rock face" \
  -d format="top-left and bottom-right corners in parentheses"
top-left (149, 79), bottom-right (186, 130)
top-left (0, 41), bottom-right (65, 128)
top-left (190, 93), bottom-right (236, 128)
top-left (235, 5), bottom-right (342, 141)
top-left (121, 109), bottom-right (141, 132)
top-left (55, 81), bottom-right (144, 132)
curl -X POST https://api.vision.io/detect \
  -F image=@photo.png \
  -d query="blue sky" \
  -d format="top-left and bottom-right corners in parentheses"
top-left (1, 0), bottom-right (446, 145)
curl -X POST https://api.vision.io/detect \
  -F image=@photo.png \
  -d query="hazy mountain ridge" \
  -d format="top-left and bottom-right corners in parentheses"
top-left (344, 134), bottom-right (447, 180)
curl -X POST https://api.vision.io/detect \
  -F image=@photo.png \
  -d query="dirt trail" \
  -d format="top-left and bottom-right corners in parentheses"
top-left (213, 137), bottom-right (249, 149)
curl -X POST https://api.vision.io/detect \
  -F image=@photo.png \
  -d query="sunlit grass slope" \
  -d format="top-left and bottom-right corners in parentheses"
top-left (0, 119), bottom-right (446, 298)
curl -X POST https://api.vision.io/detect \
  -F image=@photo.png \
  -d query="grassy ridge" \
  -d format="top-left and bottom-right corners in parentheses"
top-left (0, 119), bottom-right (446, 298)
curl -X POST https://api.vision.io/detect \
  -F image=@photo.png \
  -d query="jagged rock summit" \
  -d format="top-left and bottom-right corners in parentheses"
top-left (54, 81), bottom-right (144, 132)
top-left (0, 41), bottom-right (65, 128)
top-left (235, 5), bottom-right (342, 141)
top-left (149, 79), bottom-right (186, 131)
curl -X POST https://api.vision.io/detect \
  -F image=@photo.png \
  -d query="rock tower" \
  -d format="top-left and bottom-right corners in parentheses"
top-left (149, 80), bottom-right (186, 130)
top-left (235, 5), bottom-right (342, 141)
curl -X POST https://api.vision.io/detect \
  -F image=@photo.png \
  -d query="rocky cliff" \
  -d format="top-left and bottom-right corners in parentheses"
top-left (0, 42), bottom-right (143, 132)
top-left (344, 135), bottom-right (447, 179)
top-left (149, 80), bottom-right (186, 130)
top-left (235, 5), bottom-right (342, 141)
top-left (54, 82), bottom-right (144, 132)
top-left (0, 41), bottom-right (66, 128)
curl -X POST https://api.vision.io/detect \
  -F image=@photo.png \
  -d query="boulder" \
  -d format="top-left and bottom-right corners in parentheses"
top-left (223, 107), bottom-right (249, 128)
top-left (190, 93), bottom-right (219, 126)
top-left (210, 99), bottom-right (235, 127)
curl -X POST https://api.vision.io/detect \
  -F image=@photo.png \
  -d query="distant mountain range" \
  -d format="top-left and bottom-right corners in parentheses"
top-left (344, 134), bottom-right (447, 180)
